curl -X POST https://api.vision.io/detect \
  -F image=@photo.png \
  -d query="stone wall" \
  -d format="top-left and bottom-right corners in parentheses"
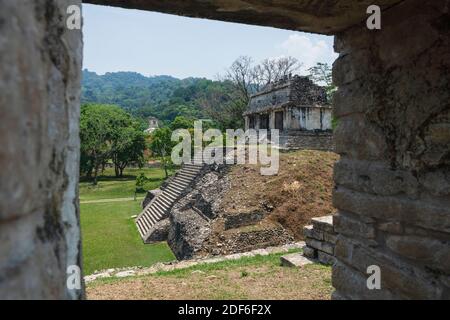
top-left (303, 216), bottom-right (337, 265)
top-left (278, 131), bottom-right (334, 151)
top-left (0, 1), bottom-right (83, 299)
top-left (332, 0), bottom-right (450, 299)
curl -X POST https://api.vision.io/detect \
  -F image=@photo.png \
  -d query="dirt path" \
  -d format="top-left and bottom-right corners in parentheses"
top-left (87, 264), bottom-right (332, 300)
top-left (80, 197), bottom-right (144, 204)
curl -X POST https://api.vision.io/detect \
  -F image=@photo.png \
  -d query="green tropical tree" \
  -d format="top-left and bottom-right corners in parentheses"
top-left (149, 127), bottom-right (174, 178)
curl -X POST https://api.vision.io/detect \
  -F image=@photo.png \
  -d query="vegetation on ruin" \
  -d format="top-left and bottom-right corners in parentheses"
top-left (222, 150), bottom-right (339, 239)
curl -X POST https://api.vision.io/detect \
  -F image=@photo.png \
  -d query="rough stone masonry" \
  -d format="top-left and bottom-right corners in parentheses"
top-left (331, 0), bottom-right (450, 299)
top-left (0, 0), bottom-right (83, 299)
top-left (303, 216), bottom-right (337, 265)
top-left (1, 0), bottom-right (448, 299)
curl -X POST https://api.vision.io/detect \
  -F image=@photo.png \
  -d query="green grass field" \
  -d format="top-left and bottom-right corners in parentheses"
top-left (80, 166), bottom-right (176, 275)
top-left (79, 167), bottom-right (175, 201)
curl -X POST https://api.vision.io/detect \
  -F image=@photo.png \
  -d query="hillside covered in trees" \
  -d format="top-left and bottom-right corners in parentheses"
top-left (81, 69), bottom-right (235, 123)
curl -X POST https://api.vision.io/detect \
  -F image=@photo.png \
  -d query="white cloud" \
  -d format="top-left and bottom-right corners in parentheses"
top-left (277, 34), bottom-right (338, 74)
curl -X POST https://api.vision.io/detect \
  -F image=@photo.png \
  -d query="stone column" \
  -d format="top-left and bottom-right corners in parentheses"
top-left (244, 116), bottom-right (249, 130)
top-left (0, 1), bottom-right (84, 299)
top-left (269, 111), bottom-right (275, 129)
top-left (332, 0), bottom-right (449, 299)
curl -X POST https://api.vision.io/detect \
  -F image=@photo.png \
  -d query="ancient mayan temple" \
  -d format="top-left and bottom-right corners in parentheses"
top-left (243, 75), bottom-right (334, 150)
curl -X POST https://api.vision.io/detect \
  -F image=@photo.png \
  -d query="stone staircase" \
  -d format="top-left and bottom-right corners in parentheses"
top-left (135, 161), bottom-right (204, 243)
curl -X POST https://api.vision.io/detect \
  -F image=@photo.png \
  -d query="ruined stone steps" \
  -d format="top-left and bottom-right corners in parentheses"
top-left (135, 163), bottom-right (204, 243)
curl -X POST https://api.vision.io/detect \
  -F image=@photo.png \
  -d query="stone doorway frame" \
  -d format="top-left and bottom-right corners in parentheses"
top-left (0, 0), bottom-right (448, 300)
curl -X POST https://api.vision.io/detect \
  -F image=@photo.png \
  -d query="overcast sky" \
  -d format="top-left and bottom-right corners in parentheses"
top-left (83, 4), bottom-right (338, 80)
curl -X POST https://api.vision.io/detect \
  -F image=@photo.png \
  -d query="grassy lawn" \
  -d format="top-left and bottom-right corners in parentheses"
top-left (80, 166), bottom-right (176, 275)
top-left (87, 251), bottom-right (333, 300)
top-left (79, 167), bottom-right (175, 201)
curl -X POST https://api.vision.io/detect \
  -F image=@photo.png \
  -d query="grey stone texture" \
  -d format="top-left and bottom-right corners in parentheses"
top-left (167, 164), bottom-right (294, 260)
top-left (302, 215), bottom-right (337, 265)
top-left (331, 0), bottom-right (450, 299)
top-left (0, 0), bottom-right (83, 299)
top-left (280, 253), bottom-right (314, 268)
top-left (3, 0), bottom-right (448, 300)
top-left (85, 0), bottom-right (402, 35)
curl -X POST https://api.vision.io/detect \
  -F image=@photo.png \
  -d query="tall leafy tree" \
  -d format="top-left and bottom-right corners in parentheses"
top-left (111, 124), bottom-right (146, 177)
top-left (80, 104), bottom-right (146, 184)
top-left (149, 127), bottom-right (174, 178)
top-left (307, 62), bottom-right (336, 100)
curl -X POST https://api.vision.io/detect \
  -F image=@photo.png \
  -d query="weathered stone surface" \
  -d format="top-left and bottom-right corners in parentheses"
top-left (302, 245), bottom-right (317, 259)
top-left (386, 235), bottom-right (450, 274)
top-left (335, 237), bottom-right (446, 299)
top-left (303, 225), bottom-right (324, 241)
top-left (324, 232), bottom-right (338, 245)
top-left (318, 251), bottom-right (335, 265)
top-left (168, 207), bottom-right (211, 260)
top-left (311, 216), bottom-right (334, 233)
top-left (332, 262), bottom-right (399, 300)
top-left (334, 159), bottom-right (420, 197)
top-left (333, 187), bottom-right (450, 233)
top-left (224, 211), bottom-right (266, 230)
top-left (306, 238), bottom-right (334, 255)
top-left (333, 212), bottom-right (376, 240)
top-left (85, 0), bottom-right (402, 34)
top-left (145, 218), bottom-right (170, 243)
top-left (280, 253), bottom-right (314, 268)
top-left (0, 0), bottom-right (83, 299)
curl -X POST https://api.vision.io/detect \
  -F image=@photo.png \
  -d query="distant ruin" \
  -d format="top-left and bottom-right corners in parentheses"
top-left (244, 75), bottom-right (334, 150)
top-left (144, 116), bottom-right (159, 134)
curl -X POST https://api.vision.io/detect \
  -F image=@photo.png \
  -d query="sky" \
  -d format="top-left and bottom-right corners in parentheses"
top-left (82, 4), bottom-right (338, 80)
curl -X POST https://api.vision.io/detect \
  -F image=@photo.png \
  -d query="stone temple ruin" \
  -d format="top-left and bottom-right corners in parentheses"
top-left (138, 160), bottom-right (294, 260)
top-left (244, 75), bottom-right (334, 150)
top-left (1, 0), bottom-right (448, 299)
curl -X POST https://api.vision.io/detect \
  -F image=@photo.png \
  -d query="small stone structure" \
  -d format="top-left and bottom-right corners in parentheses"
top-left (144, 116), bottom-right (159, 134)
top-left (243, 75), bottom-right (333, 151)
top-left (167, 163), bottom-right (294, 260)
top-left (303, 216), bottom-right (337, 265)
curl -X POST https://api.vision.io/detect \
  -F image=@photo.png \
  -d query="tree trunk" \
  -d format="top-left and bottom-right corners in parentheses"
top-left (93, 164), bottom-right (99, 186)
top-left (114, 164), bottom-right (120, 178)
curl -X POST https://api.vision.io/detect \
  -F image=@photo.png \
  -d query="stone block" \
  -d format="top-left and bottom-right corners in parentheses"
top-left (280, 253), bottom-right (314, 268)
top-left (333, 159), bottom-right (419, 197)
top-left (333, 114), bottom-right (388, 161)
top-left (311, 215), bottom-right (334, 233)
top-left (324, 232), bottom-right (338, 244)
top-left (336, 236), bottom-right (443, 299)
top-left (333, 212), bottom-right (376, 239)
top-left (333, 187), bottom-right (450, 234)
top-left (318, 251), bottom-right (336, 265)
top-left (306, 238), bottom-right (334, 255)
top-left (386, 235), bottom-right (450, 274)
top-left (332, 261), bottom-right (399, 300)
top-left (303, 225), bottom-right (324, 240)
top-left (378, 221), bottom-right (404, 234)
top-left (302, 245), bottom-right (317, 259)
